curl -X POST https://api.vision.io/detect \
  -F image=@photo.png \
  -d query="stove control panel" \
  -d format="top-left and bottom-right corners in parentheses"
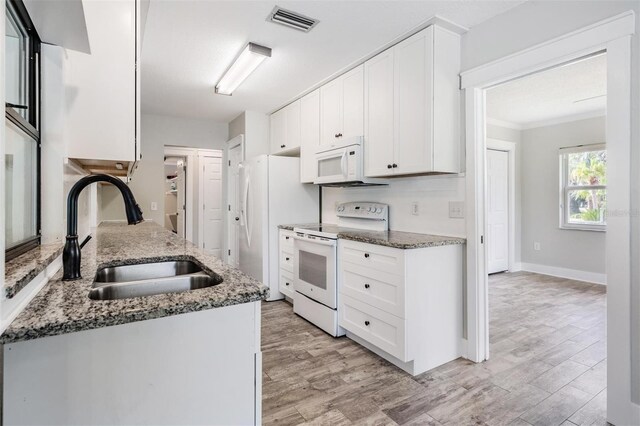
top-left (336, 202), bottom-right (389, 221)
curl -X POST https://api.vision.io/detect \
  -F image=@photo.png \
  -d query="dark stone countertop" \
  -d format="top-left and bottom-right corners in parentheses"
top-left (4, 243), bottom-right (64, 299)
top-left (1, 222), bottom-right (268, 344)
top-left (279, 224), bottom-right (465, 249)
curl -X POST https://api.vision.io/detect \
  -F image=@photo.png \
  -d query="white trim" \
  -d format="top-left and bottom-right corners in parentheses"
top-left (463, 11), bottom-right (636, 425)
top-left (486, 118), bottom-right (523, 130)
top-left (460, 10), bottom-right (635, 88)
top-left (486, 139), bottom-right (517, 274)
top-left (521, 110), bottom-right (606, 130)
top-left (519, 262), bottom-right (606, 285)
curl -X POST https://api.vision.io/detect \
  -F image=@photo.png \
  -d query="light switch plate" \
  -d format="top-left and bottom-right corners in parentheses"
top-left (449, 201), bottom-right (464, 219)
top-left (411, 202), bottom-right (419, 216)
top-left (151, 202), bottom-right (158, 211)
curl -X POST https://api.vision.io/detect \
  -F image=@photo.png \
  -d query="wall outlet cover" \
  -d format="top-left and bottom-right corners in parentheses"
top-left (449, 201), bottom-right (464, 219)
top-left (151, 202), bottom-right (158, 211)
top-left (534, 242), bottom-right (541, 251)
top-left (411, 202), bottom-right (419, 216)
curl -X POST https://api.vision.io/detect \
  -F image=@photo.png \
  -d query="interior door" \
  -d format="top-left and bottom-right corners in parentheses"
top-left (364, 49), bottom-right (395, 177)
top-left (176, 160), bottom-right (186, 239)
top-left (487, 149), bottom-right (509, 274)
top-left (201, 155), bottom-right (223, 258)
top-left (227, 143), bottom-right (242, 267)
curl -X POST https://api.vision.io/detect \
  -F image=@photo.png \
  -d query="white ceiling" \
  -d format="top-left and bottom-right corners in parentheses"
top-left (486, 53), bottom-right (607, 128)
top-left (141, 0), bottom-right (526, 123)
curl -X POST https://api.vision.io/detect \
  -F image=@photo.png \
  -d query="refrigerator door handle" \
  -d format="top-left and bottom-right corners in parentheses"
top-left (243, 175), bottom-right (252, 246)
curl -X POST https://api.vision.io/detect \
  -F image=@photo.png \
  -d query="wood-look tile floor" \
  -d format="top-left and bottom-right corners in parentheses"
top-left (262, 272), bottom-right (607, 426)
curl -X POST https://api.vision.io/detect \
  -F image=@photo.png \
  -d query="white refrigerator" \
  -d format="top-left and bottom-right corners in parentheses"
top-left (239, 155), bottom-right (319, 301)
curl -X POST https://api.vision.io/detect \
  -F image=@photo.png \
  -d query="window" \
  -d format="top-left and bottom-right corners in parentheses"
top-left (559, 144), bottom-right (606, 231)
top-left (5, 0), bottom-right (40, 260)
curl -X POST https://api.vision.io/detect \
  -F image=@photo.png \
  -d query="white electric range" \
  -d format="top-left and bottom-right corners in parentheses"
top-left (292, 202), bottom-right (389, 336)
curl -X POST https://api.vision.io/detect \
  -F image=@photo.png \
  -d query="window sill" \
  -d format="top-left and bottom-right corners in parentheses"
top-left (4, 243), bottom-right (63, 299)
top-left (559, 225), bottom-right (606, 232)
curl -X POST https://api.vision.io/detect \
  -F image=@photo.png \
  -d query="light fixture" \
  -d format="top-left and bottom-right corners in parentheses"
top-left (215, 43), bottom-right (272, 95)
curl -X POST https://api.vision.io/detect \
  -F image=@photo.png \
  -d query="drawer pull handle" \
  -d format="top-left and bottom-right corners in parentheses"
top-left (364, 253), bottom-right (370, 258)
top-left (364, 284), bottom-right (370, 289)
top-left (285, 257), bottom-right (290, 261)
top-left (364, 320), bottom-right (370, 326)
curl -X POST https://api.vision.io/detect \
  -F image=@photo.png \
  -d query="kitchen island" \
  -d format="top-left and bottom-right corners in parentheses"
top-left (1, 222), bottom-right (268, 425)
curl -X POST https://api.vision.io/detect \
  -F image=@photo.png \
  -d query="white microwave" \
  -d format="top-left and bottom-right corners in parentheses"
top-left (313, 137), bottom-right (386, 187)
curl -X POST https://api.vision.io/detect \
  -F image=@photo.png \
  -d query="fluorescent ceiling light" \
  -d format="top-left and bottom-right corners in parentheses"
top-left (215, 43), bottom-right (271, 95)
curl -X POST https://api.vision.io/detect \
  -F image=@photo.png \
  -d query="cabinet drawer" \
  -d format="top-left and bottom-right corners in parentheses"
top-left (339, 240), bottom-right (404, 275)
top-left (280, 249), bottom-right (294, 273)
top-left (339, 294), bottom-right (407, 361)
top-left (340, 262), bottom-right (405, 318)
top-left (280, 270), bottom-right (295, 299)
top-left (280, 230), bottom-right (295, 251)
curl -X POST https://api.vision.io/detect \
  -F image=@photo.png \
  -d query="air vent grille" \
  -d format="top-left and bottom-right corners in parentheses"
top-left (269, 6), bottom-right (318, 32)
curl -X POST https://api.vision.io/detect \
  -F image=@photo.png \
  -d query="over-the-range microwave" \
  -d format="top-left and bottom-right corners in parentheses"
top-left (313, 136), bottom-right (387, 187)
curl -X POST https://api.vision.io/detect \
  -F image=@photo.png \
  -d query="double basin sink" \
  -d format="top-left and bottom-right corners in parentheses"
top-left (89, 259), bottom-right (223, 301)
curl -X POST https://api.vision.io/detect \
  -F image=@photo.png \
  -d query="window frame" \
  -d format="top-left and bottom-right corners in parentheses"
top-left (5, 0), bottom-right (41, 261)
top-left (558, 143), bottom-right (607, 232)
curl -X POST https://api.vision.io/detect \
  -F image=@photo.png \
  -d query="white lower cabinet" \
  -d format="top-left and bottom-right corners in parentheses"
top-left (338, 239), bottom-right (463, 375)
top-left (279, 229), bottom-right (296, 299)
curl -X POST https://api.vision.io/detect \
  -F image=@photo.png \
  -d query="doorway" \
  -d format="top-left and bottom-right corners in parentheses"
top-left (164, 156), bottom-right (186, 238)
top-left (461, 12), bottom-right (635, 425)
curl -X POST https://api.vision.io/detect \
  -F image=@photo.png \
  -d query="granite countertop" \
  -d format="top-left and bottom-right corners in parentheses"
top-left (1, 222), bottom-right (268, 344)
top-left (279, 223), bottom-right (465, 249)
top-left (5, 243), bottom-right (64, 299)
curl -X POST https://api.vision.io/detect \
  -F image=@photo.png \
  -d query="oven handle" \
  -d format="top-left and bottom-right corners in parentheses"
top-left (293, 235), bottom-right (337, 247)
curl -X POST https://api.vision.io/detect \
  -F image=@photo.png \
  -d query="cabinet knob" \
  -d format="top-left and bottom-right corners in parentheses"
top-left (235, 217), bottom-right (240, 221)
top-left (286, 257), bottom-right (290, 261)
top-left (364, 320), bottom-right (370, 326)
top-left (285, 282), bottom-right (290, 286)
top-left (364, 283), bottom-right (370, 289)
top-left (364, 253), bottom-right (370, 258)
top-left (387, 164), bottom-right (392, 169)
top-left (335, 133), bottom-right (339, 138)
top-left (280, 144), bottom-right (286, 148)
top-left (338, 133), bottom-right (343, 137)
top-left (285, 236), bottom-right (290, 240)
top-left (393, 163), bottom-right (398, 168)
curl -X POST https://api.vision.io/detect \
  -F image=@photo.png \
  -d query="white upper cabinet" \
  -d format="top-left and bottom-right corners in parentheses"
top-left (64, 0), bottom-right (138, 164)
top-left (270, 100), bottom-right (301, 155)
top-left (320, 65), bottom-right (364, 145)
top-left (300, 90), bottom-right (320, 183)
top-left (364, 25), bottom-right (460, 177)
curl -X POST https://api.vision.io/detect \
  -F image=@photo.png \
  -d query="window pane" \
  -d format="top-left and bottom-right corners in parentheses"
top-left (5, 118), bottom-right (37, 248)
top-left (5, 0), bottom-right (29, 120)
top-left (567, 150), bottom-right (606, 186)
top-left (567, 189), bottom-right (606, 226)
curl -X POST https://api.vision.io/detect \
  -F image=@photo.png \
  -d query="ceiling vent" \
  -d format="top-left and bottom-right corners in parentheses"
top-left (268, 6), bottom-right (318, 32)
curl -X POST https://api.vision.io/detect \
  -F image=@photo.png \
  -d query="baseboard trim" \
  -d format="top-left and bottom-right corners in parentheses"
top-left (519, 262), bottom-right (606, 285)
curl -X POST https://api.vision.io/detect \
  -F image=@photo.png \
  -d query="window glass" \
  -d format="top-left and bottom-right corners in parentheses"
top-left (5, 0), bottom-right (29, 120)
top-left (5, 118), bottom-right (38, 248)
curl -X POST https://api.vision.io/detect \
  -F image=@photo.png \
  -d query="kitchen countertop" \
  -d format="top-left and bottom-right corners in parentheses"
top-left (278, 224), bottom-right (465, 249)
top-left (1, 222), bottom-right (268, 344)
top-left (4, 243), bottom-right (64, 299)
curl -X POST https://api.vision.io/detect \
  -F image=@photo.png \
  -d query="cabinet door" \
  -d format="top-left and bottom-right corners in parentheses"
top-left (364, 49), bottom-right (395, 177)
top-left (394, 27), bottom-right (434, 175)
top-left (284, 100), bottom-right (301, 152)
top-left (300, 90), bottom-right (320, 183)
top-left (342, 65), bottom-right (364, 139)
top-left (270, 108), bottom-right (286, 154)
top-left (64, 0), bottom-right (135, 162)
top-left (320, 77), bottom-right (343, 146)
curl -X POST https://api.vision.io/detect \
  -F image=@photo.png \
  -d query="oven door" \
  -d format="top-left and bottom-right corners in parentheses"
top-left (314, 147), bottom-right (349, 185)
top-left (293, 234), bottom-right (337, 309)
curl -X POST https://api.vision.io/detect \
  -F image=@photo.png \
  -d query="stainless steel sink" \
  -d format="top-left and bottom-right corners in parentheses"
top-left (90, 260), bottom-right (222, 300)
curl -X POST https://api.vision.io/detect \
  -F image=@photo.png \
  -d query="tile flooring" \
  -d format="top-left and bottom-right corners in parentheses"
top-left (262, 272), bottom-right (607, 425)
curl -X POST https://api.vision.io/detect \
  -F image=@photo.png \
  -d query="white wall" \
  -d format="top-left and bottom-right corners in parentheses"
top-left (520, 116), bottom-right (606, 275)
top-left (228, 111), bottom-right (270, 159)
top-left (108, 114), bottom-right (228, 238)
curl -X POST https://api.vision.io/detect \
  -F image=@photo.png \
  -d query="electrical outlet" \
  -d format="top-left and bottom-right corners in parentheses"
top-left (151, 202), bottom-right (158, 211)
top-left (534, 242), bottom-right (541, 251)
top-left (449, 201), bottom-right (464, 218)
top-left (411, 202), bottom-right (419, 216)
